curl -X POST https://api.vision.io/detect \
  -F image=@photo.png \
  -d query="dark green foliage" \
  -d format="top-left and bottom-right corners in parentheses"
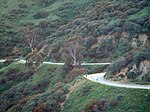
top-left (0, 0), bottom-right (150, 61)
top-left (106, 46), bottom-right (150, 81)
top-left (126, 71), bottom-right (136, 79)
top-left (84, 37), bottom-right (98, 49)
top-left (0, 62), bottom-right (67, 111)
top-left (0, 29), bottom-right (22, 58)
top-left (0, 0), bottom-right (150, 112)
top-left (82, 85), bottom-right (91, 96)
top-left (133, 49), bottom-right (150, 64)
top-left (6, 8), bottom-right (28, 20)
top-left (144, 72), bottom-right (150, 81)
top-left (21, 83), bottom-right (66, 112)
top-left (0, 60), bottom-right (14, 69)
top-left (37, 0), bottom-right (56, 6)
top-left (33, 11), bottom-right (49, 19)
top-left (18, 3), bottom-right (28, 9)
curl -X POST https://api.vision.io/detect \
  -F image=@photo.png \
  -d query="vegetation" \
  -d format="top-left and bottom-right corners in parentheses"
top-left (105, 47), bottom-right (150, 83)
top-left (0, 62), bottom-right (150, 112)
top-left (0, 0), bottom-right (149, 63)
top-left (62, 79), bottom-right (150, 112)
top-left (0, 0), bottom-right (150, 111)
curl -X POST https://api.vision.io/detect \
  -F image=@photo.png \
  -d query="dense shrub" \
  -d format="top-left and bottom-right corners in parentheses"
top-left (33, 11), bottom-right (49, 19)
top-left (45, 99), bottom-right (58, 111)
top-left (58, 2), bottom-right (76, 11)
top-left (124, 22), bottom-right (142, 33)
top-left (66, 68), bottom-right (85, 81)
top-left (31, 78), bottom-right (50, 92)
top-left (144, 72), bottom-right (150, 81)
top-left (6, 8), bottom-right (28, 20)
top-left (38, 20), bottom-right (49, 28)
top-left (126, 71), bottom-right (136, 79)
top-left (2, 59), bottom-right (14, 67)
top-left (84, 37), bottom-right (98, 49)
top-left (53, 89), bottom-right (65, 101)
top-left (18, 3), bottom-right (28, 9)
top-left (133, 49), bottom-right (150, 64)
top-left (82, 85), bottom-right (91, 96)
top-left (85, 98), bottom-right (118, 112)
top-left (126, 8), bottom-right (139, 15)
top-left (37, 0), bottom-right (56, 6)
top-left (96, 44), bottom-right (112, 58)
top-left (21, 85), bottom-right (66, 112)
top-left (33, 103), bottom-right (46, 112)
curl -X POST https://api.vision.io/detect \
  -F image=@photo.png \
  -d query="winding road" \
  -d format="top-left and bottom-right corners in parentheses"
top-left (84, 73), bottom-right (150, 90)
top-left (0, 59), bottom-right (150, 89)
top-left (0, 59), bottom-right (111, 65)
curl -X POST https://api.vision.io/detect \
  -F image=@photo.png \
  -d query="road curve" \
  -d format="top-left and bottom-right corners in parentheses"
top-left (84, 73), bottom-right (150, 90)
top-left (1, 59), bottom-right (150, 89)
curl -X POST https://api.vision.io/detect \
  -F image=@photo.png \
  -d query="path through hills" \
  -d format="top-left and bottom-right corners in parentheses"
top-left (0, 59), bottom-right (150, 89)
top-left (84, 73), bottom-right (150, 89)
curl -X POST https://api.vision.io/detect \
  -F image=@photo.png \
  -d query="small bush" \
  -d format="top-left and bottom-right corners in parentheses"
top-left (82, 85), bottom-right (91, 96)
top-left (85, 99), bottom-right (108, 112)
top-left (38, 21), bottom-right (49, 28)
top-left (144, 72), bottom-right (150, 82)
top-left (66, 68), bottom-right (85, 81)
top-left (53, 89), bottom-right (65, 101)
top-left (45, 99), bottom-right (58, 111)
top-left (37, 0), bottom-right (56, 6)
top-left (126, 8), bottom-right (139, 15)
top-left (126, 71), bottom-right (136, 79)
top-left (33, 11), bottom-right (49, 19)
top-left (6, 8), bottom-right (28, 20)
top-left (33, 103), bottom-right (46, 112)
top-left (18, 3), bottom-right (28, 9)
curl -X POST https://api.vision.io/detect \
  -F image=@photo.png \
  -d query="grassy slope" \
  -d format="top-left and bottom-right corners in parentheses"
top-left (0, 0), bottom-right (150, 111)
top-left (62, 78), bottom-right (150, 112)
top-left (0, 0), bottom-right (92, 30)
top-left (0, 62), bottom-right (65, 92)
top-left (0, 62), bottom-right (149, 112)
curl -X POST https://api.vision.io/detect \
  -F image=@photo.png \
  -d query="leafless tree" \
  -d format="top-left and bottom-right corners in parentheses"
top-left (20, 27), bottom-right (38, 52)
top-left (60, 35), bottom-right (84, 66)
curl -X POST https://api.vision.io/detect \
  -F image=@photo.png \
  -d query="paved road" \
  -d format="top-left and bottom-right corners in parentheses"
top-left (84, 73), bottom-right (150, 90)
top-left (0, 59), bottom-right (111, 65)
top-left (1, 59), bottom-right (150, 89)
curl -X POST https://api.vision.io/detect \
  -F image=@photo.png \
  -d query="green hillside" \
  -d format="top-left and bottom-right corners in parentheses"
top-left (0, 62), bottom-right (150, 112)
top-left (0, 0), bottom-right (150, 112)
top-left (0, 0), bottom-right (149, 61)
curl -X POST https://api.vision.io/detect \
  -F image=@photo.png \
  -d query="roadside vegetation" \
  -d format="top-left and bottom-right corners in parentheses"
top-left (0, 62), bottom-right (150, 112)
top-left (0, 0), bottom-right (150, 111)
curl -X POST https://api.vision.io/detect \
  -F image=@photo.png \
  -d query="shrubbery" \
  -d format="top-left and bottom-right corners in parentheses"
top-left (33, 11), bottom-right (49, 19)
top-left (126, 71), bottom-right (136, 79)
top-left (66, 68), bottom-right (85, 82)
top-left (144, 72), bottom-right (150, 81)
top-left (85, 98), bottom-right (118, 112)
top-left (18, 3), bottom-right (28, 9)
top-left (6, 8), bottom-right (28, 20)
top-left (37, 0), bottom-right (56, 6)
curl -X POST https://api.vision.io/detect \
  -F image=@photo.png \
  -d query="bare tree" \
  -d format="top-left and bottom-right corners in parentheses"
top-left (20, 27), bottom-right (38, 52)
top-left (20, 26), bottom-right (48, 70)
top-left (60, 35), bottom-right (84, 66)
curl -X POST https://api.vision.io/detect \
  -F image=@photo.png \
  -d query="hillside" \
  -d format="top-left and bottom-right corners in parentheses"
top-left (0, 62), bottom-right (150, 112)
top-left (0, 0), bottom-right (150, 112)
top-left (0, 0), bottom-right (149, 61)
